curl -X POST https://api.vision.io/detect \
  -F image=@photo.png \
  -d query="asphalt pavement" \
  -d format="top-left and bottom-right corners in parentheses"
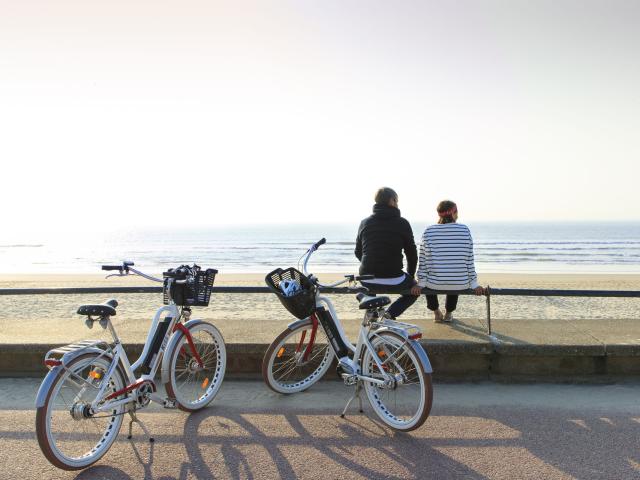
top-left (1, 379), bottom-right (639, 479)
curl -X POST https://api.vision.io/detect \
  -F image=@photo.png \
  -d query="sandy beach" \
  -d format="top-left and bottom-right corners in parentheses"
top-left (1, 273), bottom-right (639, 344)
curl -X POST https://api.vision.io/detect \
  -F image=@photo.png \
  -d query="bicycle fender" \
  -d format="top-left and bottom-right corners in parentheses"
top-left (409, 339), bottom-right (433, 374)
top-left (161, 319), bottom-right (207, 385)
top-left (35, 347), bottom-right (110, 408)
top-left (286, 317), bottom-right (312, 330)
top-left (370, 327), bottom-right (433, 374)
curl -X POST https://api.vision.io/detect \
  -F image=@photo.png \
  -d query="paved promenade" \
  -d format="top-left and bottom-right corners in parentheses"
top-left (2, 379), bottom-right (639, 479)
top-left (5, 316), bottom-right (640, 380)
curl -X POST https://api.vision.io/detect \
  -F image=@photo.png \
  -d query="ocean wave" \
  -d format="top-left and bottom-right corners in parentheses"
top-left (476, 241), bottom-right (640, 245)
top-left (0, 244), bottom-right (44, 248)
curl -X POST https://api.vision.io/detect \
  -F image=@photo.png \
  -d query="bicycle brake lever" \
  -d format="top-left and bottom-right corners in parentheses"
top-left (105, 273), bottom-right (128, 279)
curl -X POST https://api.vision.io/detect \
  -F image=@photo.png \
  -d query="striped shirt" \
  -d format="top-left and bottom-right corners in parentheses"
top-left (417, 223), bottom-right (479, 290)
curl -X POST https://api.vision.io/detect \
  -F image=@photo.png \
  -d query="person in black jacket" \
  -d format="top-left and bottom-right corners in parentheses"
top-left (355, 187), bottom-right (418, 319)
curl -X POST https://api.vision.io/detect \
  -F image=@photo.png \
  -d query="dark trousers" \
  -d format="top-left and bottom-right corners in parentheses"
top-left (361, 274), bottom-right (417, 319)
top-left (425, 294), bottom-right (459, 312)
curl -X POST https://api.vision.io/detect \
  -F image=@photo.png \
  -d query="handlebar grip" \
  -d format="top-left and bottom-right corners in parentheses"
top-left (102, 265), bottom-right (122, 271)
top-left (313, 238), bottom-right (326, 250)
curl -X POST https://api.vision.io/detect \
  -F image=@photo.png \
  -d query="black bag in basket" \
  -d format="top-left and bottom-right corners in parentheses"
top-left (265, 267), bottom-right (316, 320)
top-left (163, 266), bottom-right (217, 306)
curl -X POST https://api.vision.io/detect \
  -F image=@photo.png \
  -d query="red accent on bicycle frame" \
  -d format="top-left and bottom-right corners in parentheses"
top-left (295, 330), bottom-right (307, 353)
top-left (408, 333), bottom-right (422, 340)
top-left (302, 314), bottom-right (319, 362)
top-left (44, 359), bottom-right (62, 367)
top-left (105, 379), bottom-right (156, 401)
top-left (173, 323), bottom-right (204, 367)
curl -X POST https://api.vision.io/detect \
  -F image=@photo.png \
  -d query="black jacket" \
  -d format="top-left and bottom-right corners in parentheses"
top-left (354, 204), bottom-right (418, 278)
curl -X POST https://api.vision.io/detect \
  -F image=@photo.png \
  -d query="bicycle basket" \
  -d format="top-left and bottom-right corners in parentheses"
top-left (265, 267), bottom-right (316, 320)
top-left (163, 267), bottom-right (217, 307)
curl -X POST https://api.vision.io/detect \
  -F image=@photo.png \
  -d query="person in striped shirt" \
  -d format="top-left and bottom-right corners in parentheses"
top-left (411, 200), bottom-right (484, 323)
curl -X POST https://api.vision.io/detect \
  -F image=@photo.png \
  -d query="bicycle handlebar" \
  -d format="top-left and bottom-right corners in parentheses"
top-left (300, 239), bottom-right (369, 292)
top-left (317, 277), bottom-right (349, 288)
top-left (102, 261), bottom-right (212, 285)
top-left (102, 261), bottom-right (163, 283)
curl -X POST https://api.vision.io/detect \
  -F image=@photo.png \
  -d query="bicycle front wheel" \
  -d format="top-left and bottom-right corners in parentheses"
top-left (263, 318), bottom-right (334, 394)
top-left (165, 321), bottom-right (226, 412)
top-left (36, 353), bottom-right (126, 470)
top-left (361, 331), bottom-right (432, 431)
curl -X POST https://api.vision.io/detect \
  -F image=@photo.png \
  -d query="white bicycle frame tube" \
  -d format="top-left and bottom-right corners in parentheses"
top-left (131, 305), bottom-right (179, 372)
top-left (90, 303), bottom-right (181, 413)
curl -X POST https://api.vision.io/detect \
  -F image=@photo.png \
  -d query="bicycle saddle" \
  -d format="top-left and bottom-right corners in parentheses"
top-left (356, 293), bottom-right (391, 310)
top-left (77, 299), bottom-right (118, 317)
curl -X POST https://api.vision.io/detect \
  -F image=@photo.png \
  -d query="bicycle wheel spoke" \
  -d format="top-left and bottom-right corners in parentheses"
top-left (200, 350), bottom-right (219, 365)
top-left (272, 356), bottom-right (298, 376)
top-left (304, 346), bottom-right (328, 364)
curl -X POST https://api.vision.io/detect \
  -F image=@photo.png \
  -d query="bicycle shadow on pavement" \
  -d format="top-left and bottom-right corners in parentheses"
top-left (178, 406), bottom-right (487, 480)
top-left (2, 402), bottom-right (639, 479)
top-left (178, 404), bottom-right (640, 480)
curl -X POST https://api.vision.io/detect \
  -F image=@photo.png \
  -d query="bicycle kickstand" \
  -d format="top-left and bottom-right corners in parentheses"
top-left (127, 409), bottom-right (154, 443)
top-left (340, 381), bottom-right (364, 418)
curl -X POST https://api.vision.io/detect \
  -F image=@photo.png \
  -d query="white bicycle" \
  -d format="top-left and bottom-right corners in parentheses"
top-left (263, 238), bottom-right (433, 431)
top-left (35, 261), bottom-right (226, 470)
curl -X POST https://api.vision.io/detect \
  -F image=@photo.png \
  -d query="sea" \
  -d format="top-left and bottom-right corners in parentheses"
top-left (1, 222), bottom-right (639, 274)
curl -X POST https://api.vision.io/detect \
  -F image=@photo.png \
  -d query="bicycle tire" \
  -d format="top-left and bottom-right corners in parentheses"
top-left (262, 318), bottom-right (334, 394)
top-left (165, 321), bottom-right (226, 412)
top-left (361, 331), bottom-right (432, 431)
top-left (36, 352), bottom-right (126, 470)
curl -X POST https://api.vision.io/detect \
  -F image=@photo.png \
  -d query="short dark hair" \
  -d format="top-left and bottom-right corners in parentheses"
top-left (374, 187), bottom-right (398, 205)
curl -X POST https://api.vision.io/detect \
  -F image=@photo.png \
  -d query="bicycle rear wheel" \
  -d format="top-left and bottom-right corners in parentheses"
top-left (361, 331), bottom-right (432, 431)
top-left (36, 353), bottom-right (126, 470)
top-left (263, 318), bottom-right (334, 394)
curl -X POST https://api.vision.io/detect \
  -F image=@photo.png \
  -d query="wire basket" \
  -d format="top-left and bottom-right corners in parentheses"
top-left (163, 267), bottom-right (217, 306)
top-left (265, 267), bottom-right (316, 320)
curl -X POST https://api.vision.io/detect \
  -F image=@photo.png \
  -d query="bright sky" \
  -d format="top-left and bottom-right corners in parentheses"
top-left (1, 0), bottom-right (639, 233)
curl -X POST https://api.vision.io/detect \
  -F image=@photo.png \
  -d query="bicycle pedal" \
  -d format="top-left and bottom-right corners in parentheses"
top-left (342, 374), bottom-right (358, 386)
top-left (149, 393), bottom-right (176, 409)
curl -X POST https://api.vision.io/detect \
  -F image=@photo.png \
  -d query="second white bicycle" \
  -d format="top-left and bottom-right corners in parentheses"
top-left (263, 238), bottom-right (433, 431)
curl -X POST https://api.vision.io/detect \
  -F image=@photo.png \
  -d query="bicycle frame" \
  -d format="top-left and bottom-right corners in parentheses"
top-left (299, 242), bottom-right (431, 386)
top-left (313, 294), bottom-right (414, 386)
top-left (38, 272), bottom-right (205, 414)
top-left (88, 304), bottom-right (183, 414)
